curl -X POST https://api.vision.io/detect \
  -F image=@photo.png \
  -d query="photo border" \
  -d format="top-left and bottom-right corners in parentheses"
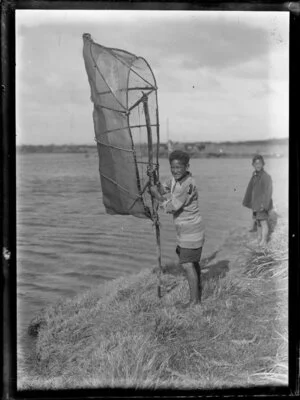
top-left (2, 0), bottom-right (299, 398)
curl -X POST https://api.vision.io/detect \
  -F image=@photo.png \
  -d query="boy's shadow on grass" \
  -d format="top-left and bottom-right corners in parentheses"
top-left (159, 250), bottom-right (230, 284)
top-left (201, 260), bottom-right (230, 281)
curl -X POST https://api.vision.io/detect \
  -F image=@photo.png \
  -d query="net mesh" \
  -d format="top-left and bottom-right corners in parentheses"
top-left (83, 34), bottom-right (159, 220)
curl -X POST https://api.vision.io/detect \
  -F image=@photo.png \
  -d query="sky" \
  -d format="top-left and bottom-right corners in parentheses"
top-left (16, 10), bottom-right (289, 145)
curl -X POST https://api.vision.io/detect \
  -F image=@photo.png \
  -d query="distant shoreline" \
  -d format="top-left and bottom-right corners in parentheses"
top-left (16, 138), bottom-right (288, 158)
top-left (16, 151), bottom-right (287, 159)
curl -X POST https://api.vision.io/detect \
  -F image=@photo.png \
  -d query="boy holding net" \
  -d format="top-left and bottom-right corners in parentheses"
top-left (150, 150), bottom-right (205, 306)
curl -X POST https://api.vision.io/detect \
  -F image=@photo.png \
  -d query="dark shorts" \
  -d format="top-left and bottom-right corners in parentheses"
top-left (176, 246), bottom-right (203, 264)
top-left (253, 210), bottom-right (269, 222)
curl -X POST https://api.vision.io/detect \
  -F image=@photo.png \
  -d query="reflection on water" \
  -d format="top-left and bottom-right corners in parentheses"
top-left (17, 153), bottom-right (288, 337)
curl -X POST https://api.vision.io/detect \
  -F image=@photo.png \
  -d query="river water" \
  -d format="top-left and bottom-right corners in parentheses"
top-left (16, 153), bottom-right (288, 342)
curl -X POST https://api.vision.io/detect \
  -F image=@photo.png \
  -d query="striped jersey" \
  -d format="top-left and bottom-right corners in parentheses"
top-left (160, 172), bottom-right (205, 249)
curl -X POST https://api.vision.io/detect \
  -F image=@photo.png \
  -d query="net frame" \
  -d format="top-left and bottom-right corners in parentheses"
top-left (82, 33), bottom-right (160, 220)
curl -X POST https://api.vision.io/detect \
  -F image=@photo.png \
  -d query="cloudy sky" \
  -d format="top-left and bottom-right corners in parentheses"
top-left (16, 10), bottom-right (289, 145)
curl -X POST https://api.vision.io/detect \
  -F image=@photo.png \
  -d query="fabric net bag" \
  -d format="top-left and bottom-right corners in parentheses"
top-left (82, 33), bottom-right (160, 220)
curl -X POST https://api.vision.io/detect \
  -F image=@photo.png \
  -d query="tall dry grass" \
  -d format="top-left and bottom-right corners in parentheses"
top-left (243, 218), bottom-right (288, 386)
top-left (18, 216), bottom-right (288, 390)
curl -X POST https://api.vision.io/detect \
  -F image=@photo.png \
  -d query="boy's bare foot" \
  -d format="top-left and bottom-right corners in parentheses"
top-left (259, 241), bottom-right (268, 249)
top-left (164, 282), bottom-right (178, 293)
top-left (248, 238), bottom-right (258, 244)
top-left (152, 265), bottom-right (166, 274)
top-left (177, 300), bottom-right (201, 309)
top-left (249, 221), bottom-right (257, 232)
top-left (190, 300), bottom-right (201, 307)
top-left (247, 239), bottom-right (260, 247)
top-left (249, 226), bottom-right (257, 233)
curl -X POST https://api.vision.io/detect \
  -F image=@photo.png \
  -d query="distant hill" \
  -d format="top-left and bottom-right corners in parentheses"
top-left (16, 144), bottom-right (95, 154)
top-left (202, 138), bottom-right (288, 146)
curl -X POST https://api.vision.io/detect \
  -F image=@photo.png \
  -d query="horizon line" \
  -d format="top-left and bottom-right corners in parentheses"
top-left (16, 137), bottom-right (289, 147)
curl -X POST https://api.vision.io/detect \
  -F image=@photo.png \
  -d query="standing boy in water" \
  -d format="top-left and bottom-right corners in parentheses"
top-left (150, 150), bottom-right (205, 306)
top-left (242, 154), bottom-right (273, 248)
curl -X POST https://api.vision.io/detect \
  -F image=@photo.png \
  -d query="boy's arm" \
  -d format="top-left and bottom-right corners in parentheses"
top-left (163, 181), bottom-right (194, 214)
top-left (149, 178), bottom-right (171, 202)
top-left (159, 179), bottom-right (172, 195)
top-left (149, 186), bottom-right (167, 202)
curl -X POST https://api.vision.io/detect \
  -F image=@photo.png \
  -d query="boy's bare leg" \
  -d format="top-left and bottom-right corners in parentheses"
top-left (249, 220), bottom-right (257, 232)
top-left (259, 220), bottom-right (269, 247)
top-left (257, 223), bottom-right (262, 244)
top-left (248, 221), bottom-right (261, 246)
top-left (181, 262), bottom-right (200, 305)
top-left (193, 261), bottom-right (202, 302)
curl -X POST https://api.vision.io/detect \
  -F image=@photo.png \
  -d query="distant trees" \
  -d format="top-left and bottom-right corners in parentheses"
top-left (17, 145), bottom-right (95, 154)
top-left (184, 143), bottom-right (206, 152)
top-left (16, 138), bottom-right (288, 158)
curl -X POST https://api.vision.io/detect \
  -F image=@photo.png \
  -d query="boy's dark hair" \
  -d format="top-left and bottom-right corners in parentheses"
top-left (169, 150), bottom-right (190, 165)
top-left (252, 154), bottom-right (265, 165)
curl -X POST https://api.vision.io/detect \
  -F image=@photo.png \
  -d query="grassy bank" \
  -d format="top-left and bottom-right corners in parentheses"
top-left (18, 218), bottom-right (288, 390)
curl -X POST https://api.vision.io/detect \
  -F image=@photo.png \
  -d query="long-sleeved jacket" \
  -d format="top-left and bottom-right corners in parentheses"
top-left (242, 169), bottom-right (273, 212)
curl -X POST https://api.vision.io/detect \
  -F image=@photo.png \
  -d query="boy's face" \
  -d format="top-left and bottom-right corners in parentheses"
top-left (170, 159), bottom-right (189, 181)
top-left (253, 159), bottom-right (264, 172)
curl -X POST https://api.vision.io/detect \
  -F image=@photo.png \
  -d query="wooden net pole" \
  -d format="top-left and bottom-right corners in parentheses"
top-left (142, 94), bottom-right (162, 298)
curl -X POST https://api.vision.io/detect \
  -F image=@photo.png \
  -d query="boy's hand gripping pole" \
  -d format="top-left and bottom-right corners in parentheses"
top-left (142, 94), bottom-right (163, 299)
